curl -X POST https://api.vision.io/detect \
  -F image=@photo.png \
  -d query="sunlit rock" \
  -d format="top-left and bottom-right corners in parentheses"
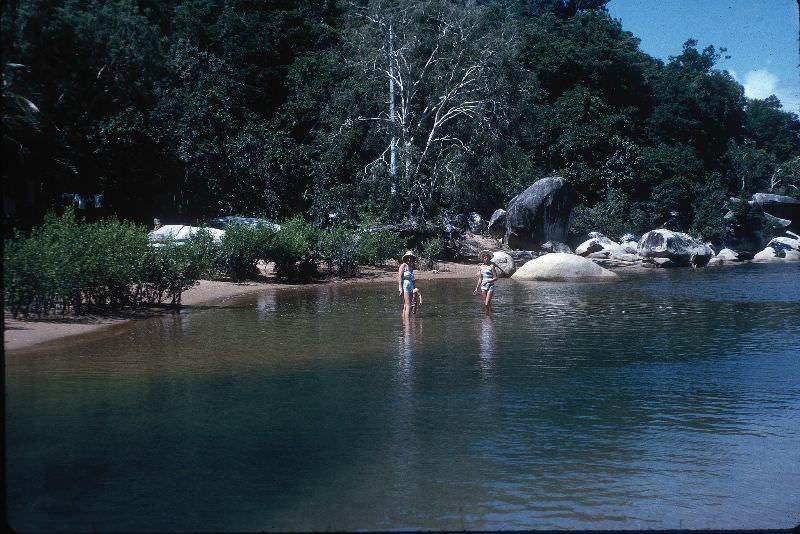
top-left (512, 252), bottom-right (618, 281)
top-left (575, 233), bottom-right (626, 257)
top-left (638, 229), bottom-right (714, 267)
top-left (489, 251), bottom-right (515, 277)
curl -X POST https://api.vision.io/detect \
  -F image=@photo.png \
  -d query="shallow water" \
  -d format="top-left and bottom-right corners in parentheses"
top-left (6, 262), bottom-right (800, 531)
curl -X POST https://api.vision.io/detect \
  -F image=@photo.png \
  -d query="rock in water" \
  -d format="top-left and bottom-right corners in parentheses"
top-left (752, 235), bottom-right (800, 262)
top-left (490, 251), bottom-right (516, 277)
top-left (512, 253), bottom-right (618, 281)
top-left (638, 229), bottom-right (714, 267)
top-left (505, 177), bottom-right (573, 250)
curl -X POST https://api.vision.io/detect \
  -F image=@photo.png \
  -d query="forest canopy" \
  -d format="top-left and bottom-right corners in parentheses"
top-left (3, 0), bottom-right (799, 240)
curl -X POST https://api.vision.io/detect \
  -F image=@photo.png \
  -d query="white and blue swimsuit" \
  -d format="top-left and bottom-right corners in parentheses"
top-left (402, 268), bottom-right (415, 293)
top-left (480, 265), bottom-right (495, 292)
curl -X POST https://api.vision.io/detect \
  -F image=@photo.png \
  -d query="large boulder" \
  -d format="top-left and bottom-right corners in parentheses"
top-left (490, 251), bottom-right (516, 277)
top-left (487, 209), bottom-right (507, 238)
top-left (751, 193), bottom-right (800, 231)
top-left (512, 252), bottom-right (618, 281)
top-left (505, 177), bottom-right (573, 250)
top-left (575, 232), bottom-right (627, 257)
top-left (753, 235), bottom-right (800, 262)
top-left (638, 229), bottom-right (714, 267)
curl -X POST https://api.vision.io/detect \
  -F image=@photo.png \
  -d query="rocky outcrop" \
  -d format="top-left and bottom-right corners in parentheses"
top-left (487, 209), bottom-right (507, 238)
top-left (505, 177), bottom-right (573, 250)
top-left (512, 252), bottom-right (618, 281)
top-left (752, 235), bottom-right (800, 262)
top-left (490, 251), bottom-right (516, 277)
top-left (751, 193), bottom-right (800, 231)
top-left (575, 232), bottom-right (627, 257)
top-left (638, 229), bottom-right (714, 267)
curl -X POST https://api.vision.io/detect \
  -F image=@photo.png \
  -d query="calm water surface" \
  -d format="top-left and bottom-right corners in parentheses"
top-left (6, 263), bottom-right (800, 531)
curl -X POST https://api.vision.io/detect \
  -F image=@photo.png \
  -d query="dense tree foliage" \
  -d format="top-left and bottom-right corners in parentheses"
top-left (3, 0), bottom-right (799, 241)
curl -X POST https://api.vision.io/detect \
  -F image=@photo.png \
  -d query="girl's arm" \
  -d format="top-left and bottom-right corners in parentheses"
top-left (397, 264), bottom-right (405, 294)
top-left (473, 268), bottom-right (482, 293)
top-left (490, 265), bottom-right (498, 283)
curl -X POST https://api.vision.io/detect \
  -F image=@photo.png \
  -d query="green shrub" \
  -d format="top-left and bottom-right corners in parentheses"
top-left (420, 237), bottom-right (445, 270)
top-left (217, 222), bottom-right (274, 281)
top-left (270, 216), bottom-right (317, 280)
top-left (356, 229), bottom-right (405, 266)
top-left (3, 210), bottom-right (217, 316)
top-left (139, 230), bottom-right (217, 306)
top-left (319, 227), bottom-right (359, 278)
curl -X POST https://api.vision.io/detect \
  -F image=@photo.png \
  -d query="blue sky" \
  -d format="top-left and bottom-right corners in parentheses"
top-left (607, 0), bottom-right (800, 116)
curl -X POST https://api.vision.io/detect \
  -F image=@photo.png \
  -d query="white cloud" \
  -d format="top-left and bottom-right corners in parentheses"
top-left (742, 69), bottom-right (779, 99)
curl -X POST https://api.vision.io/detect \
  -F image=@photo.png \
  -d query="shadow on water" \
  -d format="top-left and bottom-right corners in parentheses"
top-left (5, 262), bottom-right (800, 531)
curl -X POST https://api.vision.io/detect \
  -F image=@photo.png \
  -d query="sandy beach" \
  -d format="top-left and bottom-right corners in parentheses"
top-left (3, 260), bottom-right (479, 352)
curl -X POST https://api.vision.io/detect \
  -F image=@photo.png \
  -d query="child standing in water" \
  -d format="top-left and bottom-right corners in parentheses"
top-left (398, 250), bottom-right (417, 317)
top-left (473, 250), bottom-right (498, 313)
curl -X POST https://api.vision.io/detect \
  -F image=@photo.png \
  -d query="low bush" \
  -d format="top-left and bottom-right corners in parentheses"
top-left (319, 227), bottom-right (359, 278)
top-left (3, 209), bottom-right (217, 316)
top-left (420, 237), bottom-right (445, 270)
top-left (217, 222), bottom-right (274, 281)
top-left (270, 216), bottom-right (318, 280)
top-left (356, 229), bottom-right (405, 266)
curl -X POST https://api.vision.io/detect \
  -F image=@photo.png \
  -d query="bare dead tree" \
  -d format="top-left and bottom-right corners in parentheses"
top-left (344, 0), bottom-right (510, 224)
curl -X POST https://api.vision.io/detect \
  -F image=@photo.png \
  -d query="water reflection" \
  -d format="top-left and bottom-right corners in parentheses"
top-left (479, 315), bottom-right (494, 379)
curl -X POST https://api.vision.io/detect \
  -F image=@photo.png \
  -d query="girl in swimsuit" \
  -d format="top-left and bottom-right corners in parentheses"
top-left (473, 250), bottom-right (498, 313)
top-left (398, 250), bottom-right (417, 317)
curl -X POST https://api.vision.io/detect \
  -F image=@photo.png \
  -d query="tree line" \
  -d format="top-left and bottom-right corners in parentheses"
top-left (3, 0), bottom-right (799, 241)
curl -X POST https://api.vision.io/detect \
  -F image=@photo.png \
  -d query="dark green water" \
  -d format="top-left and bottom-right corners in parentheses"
top-left (6, 263), bottom-right (800, 531)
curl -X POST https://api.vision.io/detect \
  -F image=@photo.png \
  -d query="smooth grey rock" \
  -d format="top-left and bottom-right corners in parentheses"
top-left (716, 248), bottom-right (742, 261)
top-left (621, 233), bottom-right (639, 243)
top-left (638, 229), bottom-right (714, 267)
top-left (490, 251), bottom-right (516, 277)
top-left (512, 252), bottom-right (618, 281)
top-left (505, 177), bottom-right (573, 250)
top-left (540, 240), bottom-right (573, 254)
top-left (575, 233), bottom-right (626, 257)
top-left (621, 240), bottom-right (639, 254)
top-left (487, 209), bottom-right (507, 238)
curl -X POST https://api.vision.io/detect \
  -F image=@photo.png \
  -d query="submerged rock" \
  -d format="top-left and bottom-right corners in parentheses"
top-left (638, 229), bottom-right (714, 267)
top-left (512, 252), bottom-right (618, 281)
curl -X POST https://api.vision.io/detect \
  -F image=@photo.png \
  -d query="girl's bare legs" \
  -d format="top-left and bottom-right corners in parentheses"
top-left (482, 289), bottom-right (493, 314)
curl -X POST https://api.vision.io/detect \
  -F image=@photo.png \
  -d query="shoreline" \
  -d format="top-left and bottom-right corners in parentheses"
top-left (3, 261), bottom-right (478, 352)
top-left (2, 256), bottom-right (783, 352)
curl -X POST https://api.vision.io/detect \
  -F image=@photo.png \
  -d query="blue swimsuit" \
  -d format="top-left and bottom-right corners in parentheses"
top-left (480, 265), bottom-right (495, 291)
top-left (402, 268), bottom-right (415, 292)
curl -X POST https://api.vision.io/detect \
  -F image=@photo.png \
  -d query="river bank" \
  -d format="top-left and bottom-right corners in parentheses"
top-left (4, 260), bottom-right (480, 351)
